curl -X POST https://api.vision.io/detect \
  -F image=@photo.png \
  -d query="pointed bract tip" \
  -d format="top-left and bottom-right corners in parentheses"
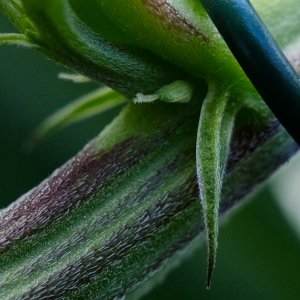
top-left (206, 237), bottom-right (217, 289)
top-left (206, 264), bottom-right (214, 289)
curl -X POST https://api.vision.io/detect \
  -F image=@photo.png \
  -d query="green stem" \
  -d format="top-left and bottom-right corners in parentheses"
top-left (0, 100), bottom-right (297, 299)
top-left (21, 0), bottom-right (183, 96)
top-left (0, 0), bottom-right (38, 34)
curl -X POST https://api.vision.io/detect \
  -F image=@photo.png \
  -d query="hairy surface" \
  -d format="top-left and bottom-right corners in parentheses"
top-left (0, 101), bottom-right (298, 299)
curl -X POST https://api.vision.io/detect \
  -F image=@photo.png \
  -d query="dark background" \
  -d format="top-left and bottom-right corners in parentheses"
top-left (1, 15), bottom-right (300, 300)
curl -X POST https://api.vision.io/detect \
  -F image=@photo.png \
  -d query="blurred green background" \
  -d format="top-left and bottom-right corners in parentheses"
top-left (1, 14), bottom-right (300, 300)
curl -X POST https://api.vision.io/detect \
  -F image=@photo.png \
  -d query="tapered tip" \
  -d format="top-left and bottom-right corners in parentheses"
top-left (206, 252), bottom-right (216, 289)
top-left (206, 229), bottom-right (218, 289)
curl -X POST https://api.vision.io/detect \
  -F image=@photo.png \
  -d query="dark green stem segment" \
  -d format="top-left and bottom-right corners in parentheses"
top-left (201, 0), bottom-right (300, 145)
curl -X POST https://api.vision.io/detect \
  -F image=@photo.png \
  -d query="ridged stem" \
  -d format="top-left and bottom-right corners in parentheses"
top-left (0, 99), bottom-right (298, 299)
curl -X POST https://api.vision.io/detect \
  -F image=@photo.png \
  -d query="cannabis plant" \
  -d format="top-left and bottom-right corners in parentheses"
top-left (0, 0), bottom-right (300, 299)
